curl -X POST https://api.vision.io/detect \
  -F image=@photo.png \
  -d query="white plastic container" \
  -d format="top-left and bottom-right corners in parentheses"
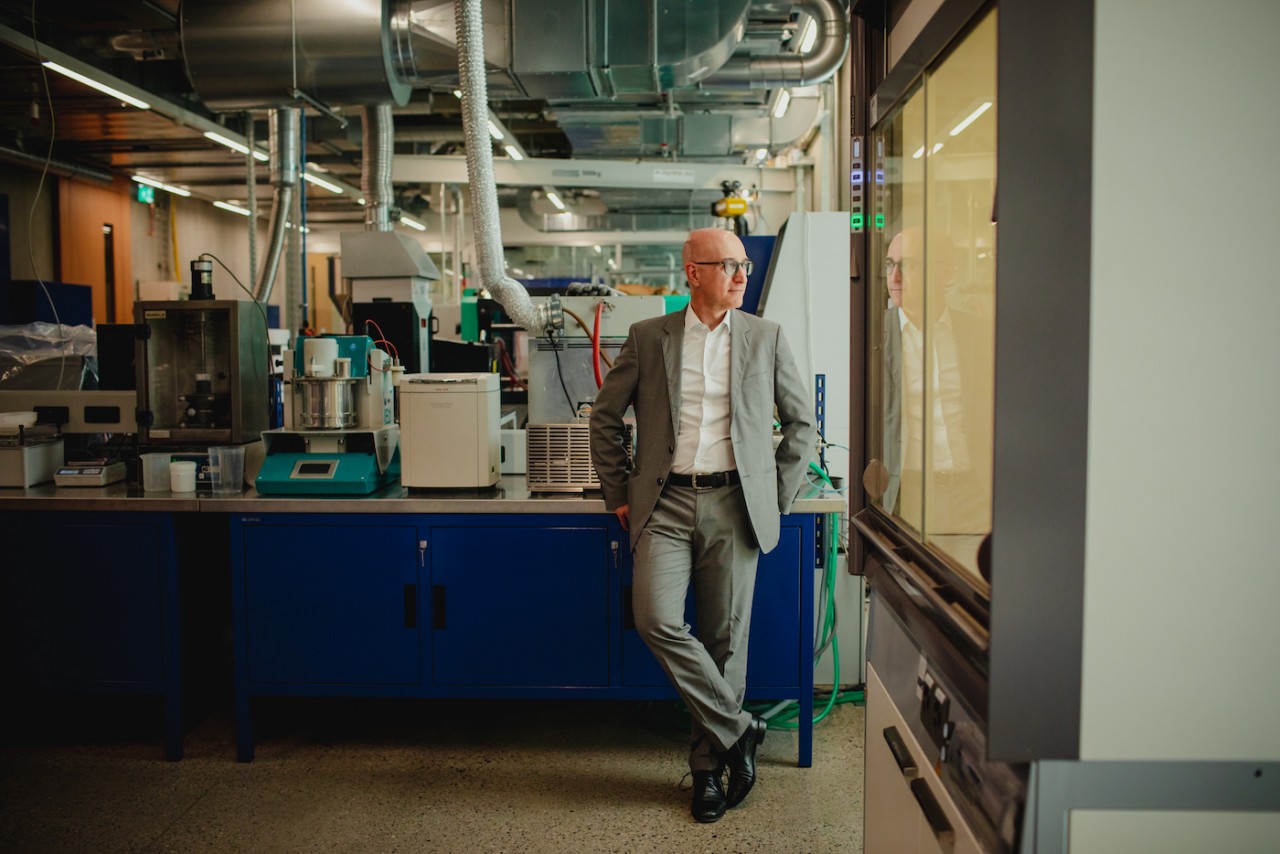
top-left (169, 460), bottom-right (197, 492)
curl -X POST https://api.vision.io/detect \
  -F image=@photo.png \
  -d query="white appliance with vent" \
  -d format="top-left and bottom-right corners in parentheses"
top-left (399, 373), bottom-right (500, 488)
top-left (526, 422), bottom-right (631, 493)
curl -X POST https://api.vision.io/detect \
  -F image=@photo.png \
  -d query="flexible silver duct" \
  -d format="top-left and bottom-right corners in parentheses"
top-left (362, 104), bottom-right (395, 232)
top-left (706, 0), bottom-right (848, 88)
top-left (454, 0), bottom-right (551, 335)
top-left (254, 107), bottom-right (300, 304)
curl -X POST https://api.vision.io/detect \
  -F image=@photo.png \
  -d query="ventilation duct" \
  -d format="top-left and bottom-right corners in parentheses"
top-left (705, 0), bottom-right (849, 88)
top-left (455, 0), bottom-right (552, 334)
top-left (361, 104), bottom-right (396, 232)
top-left (254, 108), bottom-right (299, 304)
top-left (181, 0), bottom-right (417, 109)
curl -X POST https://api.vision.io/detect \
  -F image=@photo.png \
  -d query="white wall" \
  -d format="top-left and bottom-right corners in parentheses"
top-left (1081, 0), bottom-right (1280, 761)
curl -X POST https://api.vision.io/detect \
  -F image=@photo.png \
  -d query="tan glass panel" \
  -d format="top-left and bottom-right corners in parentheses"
top-left (865, 9), bottom-right (997, 582)
top-left (868, 86), bottom-right (926, 537)
top-left (922, 9), bottom-right (997, 577)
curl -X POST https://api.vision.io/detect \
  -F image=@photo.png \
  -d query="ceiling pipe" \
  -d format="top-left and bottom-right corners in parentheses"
top-left (0, 143), bottom-right (113, 185)
top-left (253, 107), bottom-right (300, 304)
top-left (454, 0), bottom-right (552, 335)
top-left (705, 0), bottom-right (849, 88)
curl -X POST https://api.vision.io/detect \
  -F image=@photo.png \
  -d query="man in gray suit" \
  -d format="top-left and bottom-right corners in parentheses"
top-left (590, 227), bottom-right (815, 823)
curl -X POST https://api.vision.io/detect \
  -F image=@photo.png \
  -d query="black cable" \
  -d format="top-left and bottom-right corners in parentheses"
top-left (197, 253), bottom-right (275, 397)
top-left (27, 1), bottom-right (66, 390)
top-left (545, 333), bottom-right (577, 417)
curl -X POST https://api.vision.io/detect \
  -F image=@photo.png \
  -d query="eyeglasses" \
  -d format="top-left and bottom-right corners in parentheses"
top-left (692, 259), bottom-right (754, 276)
top-left (884, 257), bottom-right (915, 276)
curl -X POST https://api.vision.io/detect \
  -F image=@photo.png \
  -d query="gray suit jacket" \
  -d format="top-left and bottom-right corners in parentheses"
top-left (589, 307), bottom-right (816, 553)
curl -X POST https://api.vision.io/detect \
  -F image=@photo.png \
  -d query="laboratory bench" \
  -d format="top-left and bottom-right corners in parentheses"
top-left (0, 478), bottom-right (843, 765)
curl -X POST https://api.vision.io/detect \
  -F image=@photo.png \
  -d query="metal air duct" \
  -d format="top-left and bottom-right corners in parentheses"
top-left (254, 108), bottom-right (300, 304)
top-left (706, 0), bottom-right (849, 88)
top-left (181, 0), bottom-right (416, 109)
top-left (362, 104), bottom-right (396, 232)
top-left (455, 0), bottom-right (552, 334)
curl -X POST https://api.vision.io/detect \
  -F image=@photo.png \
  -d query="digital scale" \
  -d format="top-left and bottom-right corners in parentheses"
top-left (54, 460), bottom-right (127, 487)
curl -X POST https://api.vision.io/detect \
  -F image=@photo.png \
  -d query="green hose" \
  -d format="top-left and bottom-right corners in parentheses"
top-left (749, 461), bottom-right (864, 730)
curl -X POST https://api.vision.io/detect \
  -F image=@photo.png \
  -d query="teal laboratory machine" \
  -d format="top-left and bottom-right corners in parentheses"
top-left (256, 335), bottom-right (400, 494)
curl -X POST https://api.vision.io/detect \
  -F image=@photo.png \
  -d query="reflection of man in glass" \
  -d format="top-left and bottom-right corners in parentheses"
top-left (878, 228), bottom-right (980, 533)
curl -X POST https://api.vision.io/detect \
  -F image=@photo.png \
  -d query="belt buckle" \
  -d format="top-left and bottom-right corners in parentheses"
top-left (691, 473), bottom-right (715, 491)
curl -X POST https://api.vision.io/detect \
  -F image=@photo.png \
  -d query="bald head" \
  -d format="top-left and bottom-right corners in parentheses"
top-left (683, 227), bottom-right (749, 327)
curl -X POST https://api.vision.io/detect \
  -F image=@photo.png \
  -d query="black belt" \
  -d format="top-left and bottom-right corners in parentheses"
top-left (666, 470), bottom-right (741, 490)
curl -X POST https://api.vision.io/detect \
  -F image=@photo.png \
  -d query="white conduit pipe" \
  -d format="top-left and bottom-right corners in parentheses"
top-left (254, 107), bottom-right (300, 303)
top-left (454, 0), bottom-right (551, 334)
top-left (362, 103), bottom-right (395, 232)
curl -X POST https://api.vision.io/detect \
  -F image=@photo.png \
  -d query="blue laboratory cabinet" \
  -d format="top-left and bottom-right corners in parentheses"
top-left (230, 512), bottom-right (817, 764)
top-left (0, 511), bottom-right (186, 760)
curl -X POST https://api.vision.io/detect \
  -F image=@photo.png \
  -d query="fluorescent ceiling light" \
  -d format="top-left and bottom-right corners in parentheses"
top-left (283, 221), bottom-right (310, 233)
top-left (305, 161), bottom-right (330, 173)
top-left (452, 89), bottom-right (462, 99)
top-left (911, 143), bottom-right (945, 159)
top-left (213, 201), bottom-right (251, 217)
top-left (755, 148), bottom-right (769, 161)
top-left (798, 18), bottom-right (818, 53)
top-left (487, 119), bottom-right (504, 140)
top-left (772, 89), bottom-right (791, 119)
top-left (606, 258), bottom-right (617, 270)
top-left (132, 175), bottom-right (191, 197)
top-left (357, 197), bottom-right (367, 205)
top-left (205, 131), bottom-right (269, 162)
top-left (545, 191), bottom-right (566, 211)
top-left (301, 172), bottom-right (344, 194)
top-left (42, 60), bottom-right (151, 110)
top-left (592, 244), bottom-right (602, 254)
top-left (504, 145), bottom-right (524, 161)
top-left (949, 101), bottom-right (993, 137)
top-left (399, 215), bottom-right (427, 231)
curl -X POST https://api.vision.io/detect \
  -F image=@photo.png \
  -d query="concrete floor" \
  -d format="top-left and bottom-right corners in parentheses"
top-left (0, 697), bottom-right (864, 853)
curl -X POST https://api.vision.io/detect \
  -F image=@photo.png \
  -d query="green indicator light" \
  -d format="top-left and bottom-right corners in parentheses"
top-left (874, 213), bottom-right (885, 230)
top-left (136, 184), bottom-right (155, 204)
top-left (850, 213), bottom-right (864, 231)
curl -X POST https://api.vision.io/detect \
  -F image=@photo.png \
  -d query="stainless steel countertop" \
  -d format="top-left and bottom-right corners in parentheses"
top-left (0, 476), bottom-right (845, 515)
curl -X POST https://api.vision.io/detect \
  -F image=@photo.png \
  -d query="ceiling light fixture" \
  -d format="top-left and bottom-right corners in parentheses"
top-left (399, 215), bottom-right (427, 231)
top-left (487, 119), bottom-right (504, 141)
top-left (504, 145), bottom-right (524, 161)
top-left (301, 171), bottom-right (344, 194)
top-left (205, 131), bottom-right (269, 162)
top-left (545, 191), bottom-right (566, 211)
top-left (798, 17), bottom-right (818, 53)
top-left (755, 148), bottom-right (769, 161)
top-left (42, 60), bottom-right (151, 110)
top-left (132, 175), bottom-right (191, 197)
top-left (213, 201), bottom-right (251, 217)
top-left (772, 89), bottom-right (791, 119)
top-left (452, 89), bottom-right (463, 99)
top-left (949, 101), bottom-right (993, 137)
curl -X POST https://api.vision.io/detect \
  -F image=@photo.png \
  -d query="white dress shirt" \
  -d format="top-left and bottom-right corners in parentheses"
top-left (671, 307), bottom-right (737, 474)
top-left (899, 308), bottom-right (970, 473)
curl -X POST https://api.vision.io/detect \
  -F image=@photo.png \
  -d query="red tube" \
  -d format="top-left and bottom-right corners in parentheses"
top-left (592, 301), bottom-right (604, 388)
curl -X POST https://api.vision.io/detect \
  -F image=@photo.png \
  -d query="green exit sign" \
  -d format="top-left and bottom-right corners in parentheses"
top-left (135, 184), bottom-right (155, 204)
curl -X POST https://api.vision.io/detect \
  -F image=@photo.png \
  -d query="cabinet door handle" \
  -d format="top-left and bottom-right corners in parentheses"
top-left (883, 726), bottom-right (918, 778)
top-left (403, 584), bottom-right (417, 628)
top-left (909, 778), bottom-right (955, 846)
top-left (433, 585), bottom-right (446, 629)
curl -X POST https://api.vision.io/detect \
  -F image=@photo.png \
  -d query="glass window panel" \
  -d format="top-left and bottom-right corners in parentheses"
top-left (865, 8), bottom-right (997, 582)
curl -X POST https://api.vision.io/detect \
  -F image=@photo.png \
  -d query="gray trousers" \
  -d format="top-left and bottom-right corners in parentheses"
top-left (632, 482), bottom-right (760, 772)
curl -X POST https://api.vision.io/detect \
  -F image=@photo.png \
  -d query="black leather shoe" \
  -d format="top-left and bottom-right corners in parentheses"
top-left (724, 715), bottom-right (766, 807)
top-left (690, 771), bottom-right (727, 823)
